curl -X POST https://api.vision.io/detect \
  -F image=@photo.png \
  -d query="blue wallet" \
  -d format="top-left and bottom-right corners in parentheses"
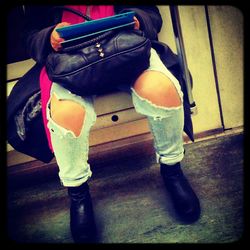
top-left (56, 11), bottom-right (135, 44)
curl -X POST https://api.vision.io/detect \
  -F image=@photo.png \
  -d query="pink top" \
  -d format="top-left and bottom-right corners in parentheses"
top-left (40, 5), bottom-right (114, 152)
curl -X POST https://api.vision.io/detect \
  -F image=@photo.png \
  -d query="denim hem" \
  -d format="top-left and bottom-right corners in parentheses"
top-left (156, 152), bottom-right (184, 166)
top-left (59, 172), bottom-right (92, 187)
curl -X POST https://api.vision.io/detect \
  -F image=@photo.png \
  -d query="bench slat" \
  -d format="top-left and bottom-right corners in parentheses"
top-left (7, 59), bottom-right (35, 81)
top-left (7, 59), bottom-right (147, 167)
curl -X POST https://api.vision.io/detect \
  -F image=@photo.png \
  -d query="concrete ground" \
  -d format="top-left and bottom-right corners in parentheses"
top-left (7, 132), bottom-right (244, 243)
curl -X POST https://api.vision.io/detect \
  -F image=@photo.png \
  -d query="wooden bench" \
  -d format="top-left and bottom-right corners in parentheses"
top-left (8, 58), bottom-right (232, 184)
top-left (7, 59), bottom-right (153, 167)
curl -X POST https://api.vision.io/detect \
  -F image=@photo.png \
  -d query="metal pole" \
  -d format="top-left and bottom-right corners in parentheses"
top-left (169, 5), bottom-right (198, 115)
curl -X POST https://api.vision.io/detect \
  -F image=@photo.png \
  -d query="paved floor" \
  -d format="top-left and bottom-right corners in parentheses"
top-left (7, 132), bottom-right (244, 243)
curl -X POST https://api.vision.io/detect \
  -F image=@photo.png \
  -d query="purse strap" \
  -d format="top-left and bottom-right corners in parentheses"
top-left (50, 6), bottom-right (93, 21)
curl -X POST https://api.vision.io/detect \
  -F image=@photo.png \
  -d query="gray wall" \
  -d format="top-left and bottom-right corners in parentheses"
top-left (158, 5), bottom-right (243, 133)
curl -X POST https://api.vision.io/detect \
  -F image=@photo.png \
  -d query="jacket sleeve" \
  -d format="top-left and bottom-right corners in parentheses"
top-left (115, 6), bottom-right (162, 40)
top-left (23, 6), bottom-right (56, 65)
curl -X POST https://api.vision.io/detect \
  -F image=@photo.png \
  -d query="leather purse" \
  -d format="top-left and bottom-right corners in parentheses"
top-left (45, 7), bottom-right (151, 96)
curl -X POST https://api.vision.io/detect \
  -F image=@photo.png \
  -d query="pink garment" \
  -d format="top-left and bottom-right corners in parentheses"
top-left (62, 5), bottom-right (115, 24)
top-left (40, 6), bottom-right (115, 152)
top-left (40, 67), bottom-right (53, 151)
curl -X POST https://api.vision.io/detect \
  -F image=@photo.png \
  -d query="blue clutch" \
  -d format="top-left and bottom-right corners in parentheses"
top-left (56, 11), bottom-right (135, 44)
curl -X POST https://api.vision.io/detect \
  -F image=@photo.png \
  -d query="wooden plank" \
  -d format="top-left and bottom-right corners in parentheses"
top-left (89, 118), bottom-right (150, 146)
top-left (7, 58), bottom-right (35, 81)
top-left (157, 5), bottom-right (177, 53)
top-left (93, 92), bottom-right (134, 116)
top-left (7, 124), bottom-right (243, 169)
top-left (92, 108), bottom-right (145, 130)
top-left (7, 150), bottom-right (37, 167)
top-left (178, 6), bottom-right (222, 133)
top-left (6, 60), bottom-right (133, 116)
top-left (7, 118), bottom-right (150, 166)
top-left (7, 80), bottom-right (17, 97)
top-left (6, 108), bottom-right (145, 152)
top-left (207, 6), bottom-right (243, 129)
top-left (8, 132), bottom-right (155, 180)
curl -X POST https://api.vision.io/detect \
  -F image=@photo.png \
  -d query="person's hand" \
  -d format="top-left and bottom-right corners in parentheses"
top-left (50, 22), bottom-right (71, 51)
top-left (133, 16), bottom-right (140, 30)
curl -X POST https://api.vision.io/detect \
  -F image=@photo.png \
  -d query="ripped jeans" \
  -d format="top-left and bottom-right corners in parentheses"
top-left (47, 48), bottom-right (185, 187)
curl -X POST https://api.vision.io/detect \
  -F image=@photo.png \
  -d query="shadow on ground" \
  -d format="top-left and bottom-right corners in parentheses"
top-left (7, 133), bottom-right (244, 243)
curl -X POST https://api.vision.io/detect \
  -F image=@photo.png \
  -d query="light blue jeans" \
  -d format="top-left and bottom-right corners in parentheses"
top-left (47, 48), bottom-right (185, 187)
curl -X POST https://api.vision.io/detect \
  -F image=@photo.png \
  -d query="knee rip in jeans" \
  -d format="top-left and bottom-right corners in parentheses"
top-left (50, 93), bottom-right (85, 137)
top-left (133, 70), bottom-right (182, 109)
top-left (131, 87), bottom-right (183, 122)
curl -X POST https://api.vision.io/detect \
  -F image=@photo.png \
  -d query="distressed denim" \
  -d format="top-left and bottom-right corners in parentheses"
top-left (47, 83), bottom-right (97, 187)
top-left (131, 48), bottom-right (184, 165)
top-left (47, 48), bottom-right (185, 187)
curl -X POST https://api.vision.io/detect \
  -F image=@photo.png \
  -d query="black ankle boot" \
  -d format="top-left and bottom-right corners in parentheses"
top-left (160, 163), bottom-right (201, 223)
top-left (68, 182), bottom-right (97, 242)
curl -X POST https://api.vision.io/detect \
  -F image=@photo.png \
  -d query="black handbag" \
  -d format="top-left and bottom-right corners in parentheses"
top-left (45, 7), bottom-right (151, 96)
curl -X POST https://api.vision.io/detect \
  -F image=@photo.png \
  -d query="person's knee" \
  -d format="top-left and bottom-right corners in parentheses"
top-left (133, 71), bottom-right (182, 107)
top-left (50, 94), bottom-right (85, 137)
